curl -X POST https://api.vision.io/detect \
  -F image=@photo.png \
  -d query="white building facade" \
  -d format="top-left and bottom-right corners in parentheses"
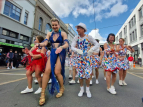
top-left (0, 0), bottom-right (35, 53)
top-left (115, 0), bottom-right (143, 64)
top-left (65, 24), bottom-right (77, 47)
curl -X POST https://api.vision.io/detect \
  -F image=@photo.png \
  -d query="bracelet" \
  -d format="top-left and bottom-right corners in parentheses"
top-left (60, 46), bottom-right (64, 49)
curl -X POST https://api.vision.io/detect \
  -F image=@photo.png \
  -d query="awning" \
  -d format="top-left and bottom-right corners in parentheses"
top-left (30, 44), bottom-right (34, 47)
top-left (0, 42), bottom-right (23, 48)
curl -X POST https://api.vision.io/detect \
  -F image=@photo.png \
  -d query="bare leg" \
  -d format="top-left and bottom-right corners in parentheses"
top-left (119, 69), bottom-right (123, 80)
top-left (123, 70), bottom-right (127, 81)
top-left (35, 68), bottom-right (42, 88)
top-left (106, 71), bottom-right (111, 89)
top-left (111, 73), bottom-right (116, 86)
top-left (95, 68), bottom-right (99, 79)
top-left (26, 70), bottom-right (34, 89)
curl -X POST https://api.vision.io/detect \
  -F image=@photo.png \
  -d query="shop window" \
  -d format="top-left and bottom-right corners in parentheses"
top-left (24, 12), bottom-right (28, 25)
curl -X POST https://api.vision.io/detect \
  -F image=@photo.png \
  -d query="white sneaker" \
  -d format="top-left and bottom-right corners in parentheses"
top-left (111, 85), bottom-right (115, 91)
top-left (75, 74), bottom-right (78, 77)
top-left (104, 77), bottom-right (106, 80)
top-left (69, 74), bottom-right (72, 79)
top-left (77, 80), bottom-right (79, 83)
top-left (86, 87), bottom-right (91, 98)
top-left (107, 88), bottom-right (116, 95)
top-left (119, 80), bottom-right (123, 86)
top-left (69, 80), bottom-right (76, 84)
top-left (122, 81), bottom-right (127, 85)
top-left (7, 67), bottom-right (10, 69)
top-left (21, 86), bottom-right (33, 94)
top-left (90, 80), bottom-right (92, 85)
top-left (78, 87), bottom-right (84, 97)
top-left (34, 87), bottom-right (42, 94)
top-left (12, 67), bottom-right (15, 69)
top-left (96, 79), bottom-right (99, 84)
top-left (48, 79), bottom-right (52, 84)
top-left (34, 79), bottom-right (38, 84)
top-left (41, 74), bottom-right (43, 77)
top-left (92, 76), bottom-right (94, 78)
top-left (86, 90), bottom-right (92, 98)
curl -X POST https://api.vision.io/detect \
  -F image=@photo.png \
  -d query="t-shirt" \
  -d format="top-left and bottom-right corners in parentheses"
top-left (128, 57), bottom-right (134, 61)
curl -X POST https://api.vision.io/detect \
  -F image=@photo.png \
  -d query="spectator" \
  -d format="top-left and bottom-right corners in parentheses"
top-left (17, 53), bottom-right (22, 68)
top-left (6, 49), bottom-right (15, 69)
top-left (13, 50), bottom-right (18, 68)
top-left (128, 54), bottom-right (134, 69)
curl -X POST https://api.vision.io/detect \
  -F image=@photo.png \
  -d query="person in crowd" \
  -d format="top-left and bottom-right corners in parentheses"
top-left (6, 49), bottom-right (15, 69)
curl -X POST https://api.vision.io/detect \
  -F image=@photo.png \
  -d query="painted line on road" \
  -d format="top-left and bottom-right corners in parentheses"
top-left (0, 68), bottom-right (25, 72)
top-left (128, 72), bottom-right (143, 79)
top-left (0, 77), bottom-right (27, 86)
top-left (132, 73), bottom-right (143, 74)
top-left (0, 73), bottom-right (26, 75)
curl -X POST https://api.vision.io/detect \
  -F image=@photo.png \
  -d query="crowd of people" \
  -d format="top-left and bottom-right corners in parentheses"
top-left (17, 18), bottom-right (135, 106)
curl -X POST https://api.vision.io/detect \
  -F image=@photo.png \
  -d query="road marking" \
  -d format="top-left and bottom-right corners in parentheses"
top-left (0, 77), bottom-right (27, 86)
top-left (0, 68), bottom-right (25, 72)
top-left (132, 73), bottom-right (143, 74)
top-left (0, 73), bottom-right (26, 75)
top-left (128, 72), bottom-right (143, 79)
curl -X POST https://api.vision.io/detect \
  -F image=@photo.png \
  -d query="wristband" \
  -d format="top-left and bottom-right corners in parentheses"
top-left (60, 46), bottom-right (64, 49)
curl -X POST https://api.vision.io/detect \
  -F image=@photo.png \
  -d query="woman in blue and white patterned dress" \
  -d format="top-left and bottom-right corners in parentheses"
top-left (116, 38), bottom-right (134, 86)
top-left (103, 33), bottom-right (118, 95)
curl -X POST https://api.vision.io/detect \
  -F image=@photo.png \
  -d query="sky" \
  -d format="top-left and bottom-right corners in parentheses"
top-left (44, 0), bottom-right (140, 43)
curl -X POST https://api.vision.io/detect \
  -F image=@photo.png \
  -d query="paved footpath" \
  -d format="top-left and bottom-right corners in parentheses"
top-left (0, 67), bottom-right (143, 107)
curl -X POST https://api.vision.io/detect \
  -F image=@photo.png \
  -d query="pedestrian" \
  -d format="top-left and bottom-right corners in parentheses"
top-left (91, 39), bottom-right (104, 85)
top-left (128, 54), bottom-right (134, 69)
top-left (6, 49), bottom-right (15, 69)
top-left (21, 36), bottom-right (47, 95)
top-left (13, 50), bottom-right (18, 68)
top-left (35, 18), bottom-right (69, 106)
top-left (103, 33), bottom-right (118, 95)
top-left (71, 23), bottom-right (99, 98)
top-left (116, 38), bottom-right (134, 86)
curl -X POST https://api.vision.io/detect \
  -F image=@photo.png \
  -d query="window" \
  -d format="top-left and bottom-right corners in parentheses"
top-left (124, 26), bottom-right (127, 34)
top-left (45, 23), bottom-right (51, 34)
top-left (14, 42), bottom-right (19, 45)
top-left (2, 29), bottom-right (9, 36)
top-left (132, 31), bottom-right (135, 40)
top-left (119, 32), bottom-right (122, 38)
top-left (24, 12), bottom-right (28, 25)
top-left (39, 17), bottom-right (43, 31)
top-left (135, 29), bottom-right (137, 40)
top-left (129, 22), bottom-right (131, 28)
top-left (20, 35), bottom-right (29, 42)
top-left (130, 34), bottom-right (132, 42)
top-left (3, 0), bottom-right (21, 21)
top-left (141, 24), bottom-right (143, 36)
top-left (6, 40), bottom-right (10, 43)
top-left (0, 39), bottom-right (6, 43)
top-left (134, 16), bottom-right (136, 25)
top-left (11, 41), bottom-right (14, 44)
top-left (116, 36), bottom-right (118, 42)
top-left (139, 8), bottom-right (143, 18)
top-left (2, 29), bottom-right (18, 38)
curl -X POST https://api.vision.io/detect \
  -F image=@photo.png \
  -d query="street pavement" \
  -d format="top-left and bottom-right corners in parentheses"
top-left (0, 67), bottom-right (143, 107)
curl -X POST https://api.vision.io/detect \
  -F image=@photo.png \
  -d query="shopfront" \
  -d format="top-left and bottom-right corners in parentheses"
top-left (132, 45), bottom-right (138, 63)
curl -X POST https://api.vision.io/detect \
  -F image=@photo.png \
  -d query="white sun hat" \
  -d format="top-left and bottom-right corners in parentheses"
top-left (75, 23), bottom-right (87, 32)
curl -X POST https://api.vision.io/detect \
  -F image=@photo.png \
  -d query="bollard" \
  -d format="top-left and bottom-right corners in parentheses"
top-left (133, 62), bottom-right (136, 68)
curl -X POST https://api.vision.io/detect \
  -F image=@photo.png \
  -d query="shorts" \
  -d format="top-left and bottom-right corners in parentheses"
top-left (8, 58), bottom-right (13, 63)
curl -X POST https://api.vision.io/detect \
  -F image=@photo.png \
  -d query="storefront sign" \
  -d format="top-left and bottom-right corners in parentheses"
top-left (0, 42), bottom-right (23, 48)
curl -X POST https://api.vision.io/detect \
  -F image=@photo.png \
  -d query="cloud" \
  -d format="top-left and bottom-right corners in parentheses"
top-left (69, 23), bottom-right (73, 28)
top-left (88, 29), bottom-right (106, 43)
top-left (44, 0), bottom-right (128, 21)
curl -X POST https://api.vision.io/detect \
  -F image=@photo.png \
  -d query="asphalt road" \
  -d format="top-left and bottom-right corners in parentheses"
top-left (0, 67), bottom-right (143, 107)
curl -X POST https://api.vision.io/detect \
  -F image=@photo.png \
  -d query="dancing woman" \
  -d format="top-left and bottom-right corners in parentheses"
top-left (35, 18), bottom-right (69, 106)
top-left (103, 33), bottom-right (118, 95)
top-left (116, 38), bottom-right (134, 86)
top-left (21, 36), bottom-right (47, 94)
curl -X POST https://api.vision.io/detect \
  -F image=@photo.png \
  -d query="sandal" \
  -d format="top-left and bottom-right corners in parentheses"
top-left (56, 86), bottom-right (65, 98)
top-left (39, 91), bottom-right (46, 106)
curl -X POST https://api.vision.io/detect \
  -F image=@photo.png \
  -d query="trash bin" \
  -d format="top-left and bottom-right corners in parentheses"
top-left (138, 58), bottom-right (142, 67)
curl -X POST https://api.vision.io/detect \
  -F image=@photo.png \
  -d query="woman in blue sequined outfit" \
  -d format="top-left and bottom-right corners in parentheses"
top-left (116, 38), bottom-right (134, 86)
top-left (35, 18), bottom-right (69, 106)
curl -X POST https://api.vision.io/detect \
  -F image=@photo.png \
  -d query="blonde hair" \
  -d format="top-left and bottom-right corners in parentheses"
top-left (119, 38), bottom-right (125, 42)
top-left (51, 18), bottom-right (59, 24)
